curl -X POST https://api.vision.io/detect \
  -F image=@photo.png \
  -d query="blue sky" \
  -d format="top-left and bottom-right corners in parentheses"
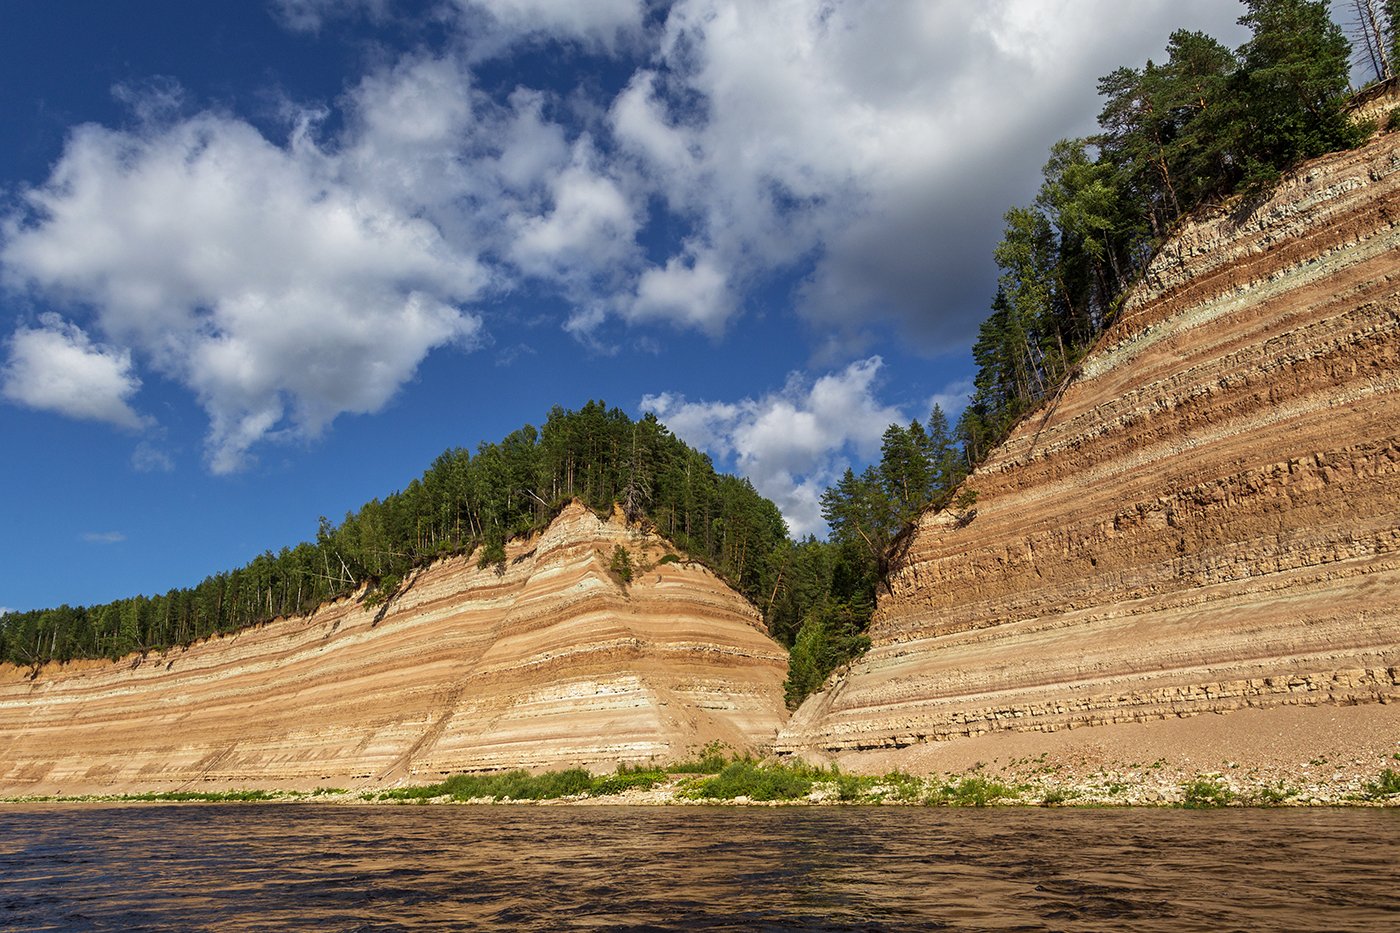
top-left (0, 0), bottom-right (1254, 613)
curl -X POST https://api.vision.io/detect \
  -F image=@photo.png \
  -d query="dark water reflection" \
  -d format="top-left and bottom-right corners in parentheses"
top-left (0, 804), bottom-right (1396, 931)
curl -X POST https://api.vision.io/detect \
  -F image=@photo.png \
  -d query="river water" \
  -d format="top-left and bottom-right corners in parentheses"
top-left (0, 804), bottom-right (1395, 931)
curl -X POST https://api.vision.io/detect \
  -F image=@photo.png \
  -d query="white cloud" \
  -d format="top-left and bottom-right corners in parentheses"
top-left (601, 0), bottom-right (1246, 345)
top-left (2, 315), bottom-right (146, 429)
top-left (276, 0), bottom-right (647, 52)
top-left (509, 138), bottom-right (641, 283)
top-left (270, 0), bottom-right (391, 32)
top-left (81, 531), bottom-right (127, 544)
top-left (626, 245), bottom-right (730, 334)
top-left (3, 101), bottom-right (485, 472)
top-left (453, 0), bottom-right (648, 52)
top-left (131, 441), bottom-right (175, 473)
top-left (642, 356), bottom-right (903, 536)
top-left (927, 378), bottom-right (974, 421)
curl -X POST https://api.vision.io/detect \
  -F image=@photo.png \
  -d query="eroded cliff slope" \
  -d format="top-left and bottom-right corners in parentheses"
top-left (0, 502), bottom-right (788, 795)
top-left (779, 132), bottom-right (1400, 756)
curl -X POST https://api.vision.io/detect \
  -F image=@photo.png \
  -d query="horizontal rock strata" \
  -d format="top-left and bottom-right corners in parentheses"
top-left (0, 502), bottom-right (789, 794)
top-left (779, 132), bottom-right (1400, 755)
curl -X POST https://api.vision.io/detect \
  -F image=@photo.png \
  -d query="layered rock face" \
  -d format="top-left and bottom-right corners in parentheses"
top-left (779, 133), bottom-right (1400, 755)
top-left (0, 502), bottom-right (788, 794)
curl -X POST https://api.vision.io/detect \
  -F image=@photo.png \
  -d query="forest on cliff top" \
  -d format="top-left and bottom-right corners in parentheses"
top-left (0, 0), bottom-right (1386, 707)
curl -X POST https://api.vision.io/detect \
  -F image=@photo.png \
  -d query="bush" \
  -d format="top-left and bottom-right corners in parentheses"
top-left (684, 759), bottom-right (826, 801)
top-left (925, 776), bottom-right (1018, 807)
top-left (1248, 781), bottom-right (1296, 807)
top-left (669, 743), bottom-right (730, 774)
top-left (1362, 768), bottom-right (1400, 799)
top-left (591, 766), bottom-right (666, 796)
top-left (1180, 776), bottom-right (1236, 808)
top-left (609, 545), bottom-right (634, 584)
top-left (1387, 107), bottom-right (1400, 133)
top-left (877, 771), bottom-right (925, 802)
top-left (784, 600), bottom-right (872, 708)
top-left (387, 768), bottom-right (596, 802)
top-left (476, 540), bottom-right (506, 572)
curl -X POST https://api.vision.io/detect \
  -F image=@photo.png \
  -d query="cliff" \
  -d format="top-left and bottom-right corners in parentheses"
top-left (778, 131), bottom-right (1400, 757)
top-left (0, 502), bottom-right (789, 795)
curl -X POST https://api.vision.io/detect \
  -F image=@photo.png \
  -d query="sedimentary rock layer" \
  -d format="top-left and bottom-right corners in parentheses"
top-left (779, 131), bottom-right (1400, 755)
top-left (0, 503), bottom-right (788, 794)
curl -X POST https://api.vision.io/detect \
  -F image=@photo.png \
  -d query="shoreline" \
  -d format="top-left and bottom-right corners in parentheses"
top-left (7, 705), bottom-right (1396, 809)
top-left (5, 764), bottom-right (1397, 809)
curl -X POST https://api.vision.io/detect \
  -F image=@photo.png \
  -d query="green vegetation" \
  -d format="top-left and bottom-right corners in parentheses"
top-left (667, 743), bottom-right (730, 774)
top-left (957, 0), bottom-right (1365, 462)
top-left (9, 756), bottom-right (1392, 807)
top-left (682, 758), bottom-right (827, 802)
top-left (1248, 781), bottom-right (1297, 806)
top-left (1180, 776), bottom-right (1238, 808)
top-left (0, 402), bottom-right (787, 670)
top-left (925, 776), bottom-right (1022, 808)
top-left (608, 545), bottom-right (634, 585)
top-left (776, 405), bottom-right (964, 706)
top-left (1362, 768), bottom-right (1400, 799)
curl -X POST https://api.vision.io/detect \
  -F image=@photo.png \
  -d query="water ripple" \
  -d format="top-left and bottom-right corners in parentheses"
top-left (0, 805), bottom-right (1395, 931)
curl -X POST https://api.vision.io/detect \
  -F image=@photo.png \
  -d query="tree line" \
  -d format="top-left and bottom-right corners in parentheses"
top-left (0, 402), bottom-right (788, 671)
top-left (957, 0), bottom-right (1368, 460)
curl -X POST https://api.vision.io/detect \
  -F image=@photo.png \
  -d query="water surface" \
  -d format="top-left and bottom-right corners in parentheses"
top-left (1, 804), bottom-right (1395, 930)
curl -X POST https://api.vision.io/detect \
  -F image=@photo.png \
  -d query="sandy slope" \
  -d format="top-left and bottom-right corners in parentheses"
top-left (0, 503), bottom-right (789, 795)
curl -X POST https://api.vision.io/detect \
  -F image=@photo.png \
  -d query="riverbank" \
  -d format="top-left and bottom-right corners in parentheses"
top-left (4, 758), bottom-right (1397, 808)
top-left (6, 703), bottom-right (1396, 808)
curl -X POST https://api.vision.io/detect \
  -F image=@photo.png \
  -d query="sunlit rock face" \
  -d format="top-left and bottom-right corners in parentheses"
top-left (779, 131), bottom-right (1400, 756)
top-left (0, 502), bottom-right (789, 794)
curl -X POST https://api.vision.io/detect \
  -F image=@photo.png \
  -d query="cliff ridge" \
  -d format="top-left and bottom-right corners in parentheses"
top-left (0, 501), bottom-right (789, 795)
top-left (777, 131), bottom-right (1400, 757)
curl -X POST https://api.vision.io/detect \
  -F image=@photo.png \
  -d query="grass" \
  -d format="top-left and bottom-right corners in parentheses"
top-left (1361, 768), bottom-right (1400, 800)
top-left (114, 789), bottom-right (283, 802)
top-left (1040, 787), bottom-right (1077, 806)
top-left (667, 743), bottom-right (730, 774)
top-left (681, 758), bottom-right (828, 802)
top-left (924, 776), bottom-right (1022, 807)
top-left (14, 750), bottom-right (1393, 808)
top-left (1179, 776), bottom-right (1237, 809)
top-left (1247, 781), bottom-right (1296, 807)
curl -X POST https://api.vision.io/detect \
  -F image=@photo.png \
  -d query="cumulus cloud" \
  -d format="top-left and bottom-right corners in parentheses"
top-left (1, 315), bottom-right (146, 429)
top-left (603, 0), bottom-right (1247, 346)
top-left (509, 137), bottom-right (641, 284)
top-left (642, 356), bottom-right (903, 536)
top-left (452, 0), bottom-right (648, 52)
top-left (3, 98), bottom-right (485, 472)
top-left (275, 0), bottom-right (647, 53)
top-left (5, 2), bottom-right (1255, 474)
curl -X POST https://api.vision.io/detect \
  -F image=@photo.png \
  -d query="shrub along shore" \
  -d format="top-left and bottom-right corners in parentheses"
top-left (5, 750), bottom-right (1397, 808)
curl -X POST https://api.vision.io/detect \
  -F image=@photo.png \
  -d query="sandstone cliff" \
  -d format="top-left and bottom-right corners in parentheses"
top-left (0, 502), bottom-right (788, 795)
top-left (778, 131), bottom-right (1400, 756)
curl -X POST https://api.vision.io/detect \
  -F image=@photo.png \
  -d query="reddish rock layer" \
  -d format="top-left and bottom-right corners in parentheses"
top-left (779, 132), bottom-right (1400, 755)
top-left (0, 502), bottom-right (789, 794)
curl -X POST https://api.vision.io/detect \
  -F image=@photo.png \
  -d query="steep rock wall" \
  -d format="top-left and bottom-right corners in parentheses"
top-left (779, 132), bottom-right (1400, 755)
top-left (0, 502), bottom-right (789, 794)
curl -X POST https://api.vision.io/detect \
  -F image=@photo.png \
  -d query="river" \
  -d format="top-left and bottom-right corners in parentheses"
top-left (1, 804), bottom-right (1395, 930)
